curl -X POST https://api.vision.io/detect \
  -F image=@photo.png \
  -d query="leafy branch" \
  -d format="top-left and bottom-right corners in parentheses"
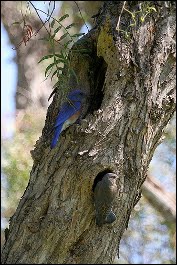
top-left (30, 1), bottom-right (88, 99)
top-left (11, 1), bottom-right (89, 100)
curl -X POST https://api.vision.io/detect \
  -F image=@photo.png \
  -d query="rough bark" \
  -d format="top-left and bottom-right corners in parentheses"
top-left (1, 1), bottom-right (176, 264)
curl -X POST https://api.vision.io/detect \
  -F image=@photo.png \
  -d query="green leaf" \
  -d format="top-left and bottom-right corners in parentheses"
top-left (60, 50), bottom-right (66, 58)
top-left (53, 58), bottom-right (65, 66)
top-left (38, 54), bottom-right (55, 64)
top-left (58, 50), bottom-right (68, 61)
top-left (54, 57), bottom-right (66, 63)
top-left (71, 33), bottom-right (85, 38)
top-left (64, 39), bottom-right (73, 48)
top-left (45, 63), bottom-right (55, 77)
top-left (51, 34), bottom-right (56, 40)
top-left (65, 23), bottom-right (75, 30)
top-left (58, 14), bottom-right (69, 23)
top-left (51, 70), bottom-right (58, 80)
top-left (48, 87), bottom-right (58, 101)
top-left (54, 55), bottom-right (67, 62)
top-left (51, 19), bottom-right (55, 28)
top-left (59, 32), bottom-right (69, 41)
top-left (12, 21), bottom-right (21, 25)
top-left (53, 80), bottom-right (61, 89)
top-left (54, 25), bottom-right (62, 34)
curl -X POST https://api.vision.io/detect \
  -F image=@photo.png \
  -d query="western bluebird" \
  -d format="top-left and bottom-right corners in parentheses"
top-left (93, 173), bottom-right (118, 226)
top-left (51, 89), bottom-right (86, 149)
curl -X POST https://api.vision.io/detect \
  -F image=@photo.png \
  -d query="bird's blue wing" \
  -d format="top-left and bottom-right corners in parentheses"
top-left (51, 100), bottom-right (81, 148)
top-left (54, 101), bottom-right (81, 128)
top-left (51, 123), bottom-right (63, 148)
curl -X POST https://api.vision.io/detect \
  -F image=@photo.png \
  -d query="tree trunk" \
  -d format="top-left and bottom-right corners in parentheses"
top-left (2, 1), bottom-right (176, 264)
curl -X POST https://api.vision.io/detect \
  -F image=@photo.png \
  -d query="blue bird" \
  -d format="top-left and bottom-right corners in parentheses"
top-left (51, 89), bottom-right (86, 149)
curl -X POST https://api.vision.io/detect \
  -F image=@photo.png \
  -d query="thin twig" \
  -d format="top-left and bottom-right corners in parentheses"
top-left (27, 2), bottom-right (66, 49)
top-left (116, 1), bottom-right (126, 31)
top-left (29, 1), bottom-right (51, 35)
top-left (74, 1), bottom-right (89, 32)
top-left (45, 1), bottom-right (55, 24)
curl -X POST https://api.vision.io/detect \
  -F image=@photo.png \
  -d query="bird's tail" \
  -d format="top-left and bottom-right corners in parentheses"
top-left (51, 124), bottom-right (63, 149)
top-left (105, 210), bottom-right (116, 224)
top-left (95, 210), bottom-right (116, 226)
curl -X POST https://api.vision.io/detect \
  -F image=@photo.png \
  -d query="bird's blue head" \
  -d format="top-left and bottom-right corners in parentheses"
top-left (67, 89), bottom-right (86, 102)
